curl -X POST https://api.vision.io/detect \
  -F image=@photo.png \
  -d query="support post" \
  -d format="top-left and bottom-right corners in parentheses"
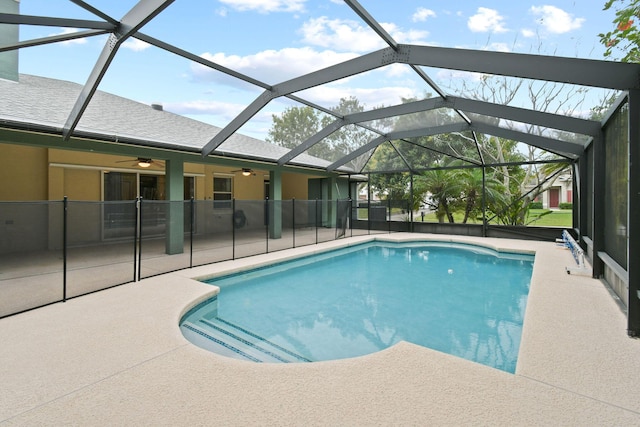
top-left (292, 198), bottom-right (296, 248)
top-left (165, 158), bottom-right (184, 255)
top-left (137, 197), bottom-right (142, 281)
top-left (576, 156), bottom-right (588, 245)
top-left (324, 176), bottom-right (337, 228)
top-left (232, 198), bottom-right (236, 260)
top-left (189, 197), bottom-right (194, 268)
top-left (482, 166), bottom-right (487, 237)
top-left (627, 89), bottom-right (640, 336)
top-left (592, 132), bottom-right (605, 278)
top-left (409, 172), bottom-right (414, 232)
top-left (367, 173), bottom-right (371, 235)
top-left (63, 196), bottom-right (67, 302)
top-left (269, 170), bottom-right (282, 239)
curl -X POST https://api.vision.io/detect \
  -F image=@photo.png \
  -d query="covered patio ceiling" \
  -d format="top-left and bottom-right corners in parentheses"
top-left (2, 0), bottom-right (640, 175)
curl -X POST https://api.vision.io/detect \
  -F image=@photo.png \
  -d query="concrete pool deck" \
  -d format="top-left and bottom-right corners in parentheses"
top-left (0, 233), bottom-right (639, 425)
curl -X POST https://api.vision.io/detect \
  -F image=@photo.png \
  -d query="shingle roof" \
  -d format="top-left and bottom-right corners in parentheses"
top-left (0, 74), bottom-right (334, 169)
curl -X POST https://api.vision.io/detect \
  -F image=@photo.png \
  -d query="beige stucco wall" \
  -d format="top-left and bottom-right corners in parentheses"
top-left (282, 172), bottom-right (309, 199)
top-left (64, 168), bottom-right (101, 201)
top-left (0, 144), bottom-right (48, 200)
top-left (0, 143), bottom-right (316, 202)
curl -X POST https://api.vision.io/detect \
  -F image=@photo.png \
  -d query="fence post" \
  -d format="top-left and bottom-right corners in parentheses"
top-left (63, 196), bottom-right (67, 302)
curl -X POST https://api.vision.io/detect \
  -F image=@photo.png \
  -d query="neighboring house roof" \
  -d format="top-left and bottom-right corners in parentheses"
top-left (0, 74), bottom-right (337, 170)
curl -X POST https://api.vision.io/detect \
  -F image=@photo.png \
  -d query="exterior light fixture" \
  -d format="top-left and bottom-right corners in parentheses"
top-left (137, 158), bottom-right (152, 168)
top-left (242, 168), bottom-right (252, 176)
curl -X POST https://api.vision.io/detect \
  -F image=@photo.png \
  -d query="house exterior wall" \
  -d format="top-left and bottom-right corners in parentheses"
top-left (282, 172), bottom-right (309, 199)
top-left (540, 178), bottom-right (573, 209)
top-left (0, 142), bottom-right (313, 202)
top-left (0, 145), bottom-right (48, 200)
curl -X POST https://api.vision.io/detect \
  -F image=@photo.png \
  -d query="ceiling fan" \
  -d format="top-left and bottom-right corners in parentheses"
top-left (115, 157), bottom-right (164, 168)
top-left (232, 168), bottom-right (256, 176)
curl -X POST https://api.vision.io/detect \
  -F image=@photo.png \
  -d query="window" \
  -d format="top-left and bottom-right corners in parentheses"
top-left (102, 172), bottom-right (197, 239)
top-left (213, 176), bottom-right (233, 209)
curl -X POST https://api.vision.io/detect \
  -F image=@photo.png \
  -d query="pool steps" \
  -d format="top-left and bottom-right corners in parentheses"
top-left (181, 319), bottom-right (310, 363)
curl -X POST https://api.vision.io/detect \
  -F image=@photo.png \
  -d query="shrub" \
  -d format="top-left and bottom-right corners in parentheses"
top-left (559, 202), bottom-right (573, 210)
top-left (529, 201), bottom-right (543, 209)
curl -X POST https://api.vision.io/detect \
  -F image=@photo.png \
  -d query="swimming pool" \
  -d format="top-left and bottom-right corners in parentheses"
top-left (180, 241), bottom-right (534, 372)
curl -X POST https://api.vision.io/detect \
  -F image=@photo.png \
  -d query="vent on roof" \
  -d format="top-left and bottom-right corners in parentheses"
top-left (151, 103), bottom-right (163, 111)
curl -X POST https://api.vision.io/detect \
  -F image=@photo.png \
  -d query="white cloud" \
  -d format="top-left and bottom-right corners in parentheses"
top-left (381, 22), bottom-right (430, 45)
top-left (300, 17), bottom-right (429, 52)
top-left (300, 17), bottom-right (384, 52)
top-left (192, 47), bottom-right (358, 84)
top-left (412, 7), bottom-right (436, 22)
top-left (521, 28), bottom-right (536, 38)
top-left (188, 47), bottom-right (420, 114)
top-left (218, 0), bottom-right (305, 14)
top-left (468, 7), bottom-right (508, 33)
top-left (529, 5), bottom-right (584, 34)
top-left (51, 28), bottom-right (87, 45)
top-left (122, 38), bottom-right (150, 52)
top-left (297, 84), bottom-right (417, 108)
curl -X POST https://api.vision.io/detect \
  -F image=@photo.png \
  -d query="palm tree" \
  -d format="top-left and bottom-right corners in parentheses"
top-left (419, 169), bottom-right (461, 223)
top-left (453, 168), bottom-right (504, 224)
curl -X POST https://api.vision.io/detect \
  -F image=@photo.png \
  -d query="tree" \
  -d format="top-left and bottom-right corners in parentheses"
top-left (418, 169), bottom-right (460, 223)
top-left (267, 97), bottom-right (390, 166)
top-left (452, 167), bottom-right (503, 224)
top-left (443, 64), bottom-right (591, 224)
top-left (266, 106), bottom-right (332, 159)
top-left (325, 97), bottom-right (391, 169)
top-left (599, 0), bottom-right (640, 62)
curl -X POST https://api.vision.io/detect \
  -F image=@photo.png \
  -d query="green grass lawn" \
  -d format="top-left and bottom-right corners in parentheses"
top-left (526, 209), bottom-right (572, 227)
top-left (414, 209), bottom-right (572, 227)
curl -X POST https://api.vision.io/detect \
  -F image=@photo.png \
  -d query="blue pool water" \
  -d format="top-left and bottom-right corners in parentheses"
top-left (180, 241), bottom-right (534, 372)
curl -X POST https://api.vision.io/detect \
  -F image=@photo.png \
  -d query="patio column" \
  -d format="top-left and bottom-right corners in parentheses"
top-left (165, 158), bottom-right (184, 254)
top-left (575, 157), bottom-right (587, 241)
top-left (326, 176), bottom-right (337, 227)
top-left (269, 170), bottom-right (282, 239)
top-left (627, 89), bottom-right (640, 336)
top-left (592, 131), bottom-right (605, 278)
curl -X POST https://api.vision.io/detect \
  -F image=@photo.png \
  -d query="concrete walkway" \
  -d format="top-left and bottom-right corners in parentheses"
top-left (1, 234), bottom-right (639, 425)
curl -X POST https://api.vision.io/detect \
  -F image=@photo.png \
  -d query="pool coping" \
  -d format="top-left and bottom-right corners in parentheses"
top-left (1, 233), bottom-right (639, 425)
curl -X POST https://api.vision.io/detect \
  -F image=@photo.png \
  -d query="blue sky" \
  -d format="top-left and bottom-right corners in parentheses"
top-left (15, 0), bottom-right (618, 139)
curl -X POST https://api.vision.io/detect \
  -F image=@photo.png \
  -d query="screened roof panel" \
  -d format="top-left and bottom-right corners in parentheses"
top-left (3, 1), bottom-right (640, 175)
top-left (292, 65), bottom-right (432, 113)
top-left (466, 113), bottom-right (593, 146)
top-left (387, 108), bottom-right (466, 133)
top-left (418, 65), bottom-right (616, 121)
top-left (286, 123), bottom-right (381, 166)
top-left (392, 139), bottom-right (474, 171)
top-left (362, 143), bottom-right (410, 173)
